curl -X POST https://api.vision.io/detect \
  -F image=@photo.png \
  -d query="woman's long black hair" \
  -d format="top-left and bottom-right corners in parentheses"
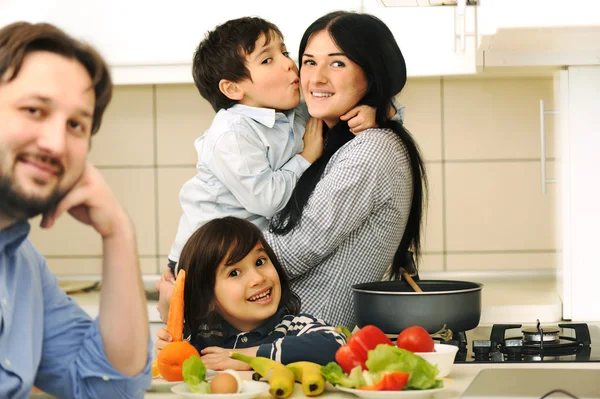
top-left (269, 11), bottom-right (427, 280)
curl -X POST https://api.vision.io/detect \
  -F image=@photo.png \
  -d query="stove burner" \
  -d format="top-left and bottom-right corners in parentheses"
top-left (471, 321), bottom-right (593, 362)
top-left (522, 326), bottom-right (560, 343)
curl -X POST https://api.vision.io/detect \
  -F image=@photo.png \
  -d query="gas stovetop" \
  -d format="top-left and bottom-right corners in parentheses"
top-left (441, 321), bottom-right (600, 363)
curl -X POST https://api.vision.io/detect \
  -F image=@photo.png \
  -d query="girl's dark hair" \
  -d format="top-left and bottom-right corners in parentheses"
top-left (180, 217), bottom-right (301, 334)
top-left (269, 11), bottom-right (427, 280)
top-left (0, 22), bottom-right (112, 134)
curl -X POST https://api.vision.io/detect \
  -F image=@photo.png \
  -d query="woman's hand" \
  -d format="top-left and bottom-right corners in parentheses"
top-left (201, 346), bottom-right (257, 371)
top-left (300, 117), bottom-right (324, 163)
top-left (341, 105), bottom-right (377, 135)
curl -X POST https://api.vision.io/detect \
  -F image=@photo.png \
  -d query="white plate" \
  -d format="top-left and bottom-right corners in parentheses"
top-left (336, 386), bottom-right (445, 399)
top-left (171, 380), bottom-right (270, 398)
top-left (149, 370), bottom-right (218, 392)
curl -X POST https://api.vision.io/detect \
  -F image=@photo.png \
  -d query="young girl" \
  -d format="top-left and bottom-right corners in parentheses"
top-left (154, 216), bottom-right (347, 370)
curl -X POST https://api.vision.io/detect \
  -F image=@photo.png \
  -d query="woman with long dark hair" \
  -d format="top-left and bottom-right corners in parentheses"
top-left (266, 11), bottom-right (427, 328)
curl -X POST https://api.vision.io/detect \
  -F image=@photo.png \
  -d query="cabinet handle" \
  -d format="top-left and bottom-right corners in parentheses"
top-left (456, 0), bottom-right (467, 52)
top-left (540, 99), bottom-right (558, 194)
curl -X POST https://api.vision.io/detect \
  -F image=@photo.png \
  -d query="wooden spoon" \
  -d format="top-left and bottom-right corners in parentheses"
top-left (400, 267), bottom-right (423, 292)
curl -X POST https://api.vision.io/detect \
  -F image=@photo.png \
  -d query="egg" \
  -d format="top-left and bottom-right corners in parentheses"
top-left (210, 369), bottom-right (242, 394)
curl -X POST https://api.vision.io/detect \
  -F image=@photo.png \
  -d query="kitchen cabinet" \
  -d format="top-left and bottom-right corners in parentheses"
top-left (478, 0), bottom-right (600, 68)
top-left (363, 0), bottom-right (479, 76)
top-left (0, 0), bottom-right (361, 84)
top-left (553, 66), bottom-right (600, 321)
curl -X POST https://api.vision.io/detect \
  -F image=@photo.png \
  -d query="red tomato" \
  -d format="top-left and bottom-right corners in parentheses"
top-left (396, 326), bottom-right (435, 352)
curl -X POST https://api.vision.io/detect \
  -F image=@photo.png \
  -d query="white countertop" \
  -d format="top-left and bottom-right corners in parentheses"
top-left (143, 362), bottom-right (600, 398)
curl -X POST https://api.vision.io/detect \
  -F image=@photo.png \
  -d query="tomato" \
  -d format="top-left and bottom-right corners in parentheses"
top-left (396, 326), bottom-right (435, 352)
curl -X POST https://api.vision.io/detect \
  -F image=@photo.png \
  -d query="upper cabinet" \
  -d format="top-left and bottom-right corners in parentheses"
top-left (478, 0), bottom-right (600, 68)
top-left (363, 0), bottom-right (479, 77)
top-left (0, 0), bottom-right (362, 84)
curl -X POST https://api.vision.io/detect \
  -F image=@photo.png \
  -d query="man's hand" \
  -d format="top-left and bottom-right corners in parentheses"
top-left (299, 117), bottom-right (324, 163)
top-left (341, 105), bottom-right (377, 135)
top-left (39, 162), bottom-right (148, 376)
top-left (201, 346), bottom-right (256, 371)
top-left (156, 267), bottom-right (176, 323)
top-left (40, 162), bottom-right (128, 236)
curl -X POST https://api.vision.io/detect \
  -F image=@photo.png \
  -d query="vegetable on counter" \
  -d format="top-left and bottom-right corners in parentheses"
top-left (321, 344), bottom-right (442, 391)
top-left (166, 269), bottom-right (186, 341)
top-left (182, 355), bottom-right (210, 393)
top-left (357, 371), bottom-right (409, 391)
top-left (321, 363), bottom-right (365, 389)
top-left (366, 344), bottom-right (442, 390)
top-left (396, 326), bottom-right (435, 353)
top-left (157, 268), bottom-right (201, 381)
top-left (335, 325), bottom-right (393, 374)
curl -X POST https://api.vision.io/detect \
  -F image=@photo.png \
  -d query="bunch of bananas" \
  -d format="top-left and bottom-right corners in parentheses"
top-left (230, 353), bottom-right (326, 398)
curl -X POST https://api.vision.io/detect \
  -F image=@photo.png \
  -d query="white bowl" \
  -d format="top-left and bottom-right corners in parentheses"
top-left (415, 343), bottom-right (458, 378)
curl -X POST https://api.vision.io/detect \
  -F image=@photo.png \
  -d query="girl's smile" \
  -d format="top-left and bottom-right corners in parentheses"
top-left (213, 243), bottom-right (282, 332)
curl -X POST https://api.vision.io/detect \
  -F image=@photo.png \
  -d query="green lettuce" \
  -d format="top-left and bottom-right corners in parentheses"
top-left (182, 355), bottom-right (210, 393)
top-left (321, 362), bottom-right (366, 388)
top-left (365, 344), bottom-right (442, 390)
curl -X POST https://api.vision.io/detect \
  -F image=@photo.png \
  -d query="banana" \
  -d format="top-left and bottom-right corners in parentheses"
top-left (286, 361), bottom-right (326, 397)
top-left (230, 352), bottom-right (295, 399)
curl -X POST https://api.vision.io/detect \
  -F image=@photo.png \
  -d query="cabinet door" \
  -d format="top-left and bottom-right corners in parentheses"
top-left (558, 66), bottom-right (600, 322)
top-left (0, 0), bottom-right (361, 84)
top-left (479, 0), bottom-right (600, 34)
top-left (478, 0), bottom-right (600, 67)
top-left (363, 0), bottom-right (478, 76)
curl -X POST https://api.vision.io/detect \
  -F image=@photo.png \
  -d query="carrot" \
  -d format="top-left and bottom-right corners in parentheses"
top-left (166, 269), bottom-right (186, 342)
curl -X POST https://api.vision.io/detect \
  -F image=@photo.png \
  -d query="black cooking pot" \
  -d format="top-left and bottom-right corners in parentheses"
top-left (351, 279), bottom-right (483, 334)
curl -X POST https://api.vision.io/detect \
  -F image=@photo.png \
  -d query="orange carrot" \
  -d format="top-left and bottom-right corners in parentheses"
top-left (166, 269), bottom-right (186, 342)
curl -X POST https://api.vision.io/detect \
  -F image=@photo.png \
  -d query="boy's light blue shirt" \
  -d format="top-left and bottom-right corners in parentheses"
top-left (0, 221), bottom-right (152, 399)
top-left (169, 102), bottom-right (311, 262)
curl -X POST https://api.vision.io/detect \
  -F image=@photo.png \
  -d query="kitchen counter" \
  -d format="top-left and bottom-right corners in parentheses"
top-left (144, 362), bottom-right (600, 398)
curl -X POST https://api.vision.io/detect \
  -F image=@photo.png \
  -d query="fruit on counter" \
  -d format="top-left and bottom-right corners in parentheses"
top-left (151, 359), bottom-right (160, 378)
top-left (166, 269), bottom-right (186, 341)
top-left (286, 361), bottom-right (326, 396)
top-left (335, 325), bottom-right (393, 374)
top-left (230, 352), bottom-right (295, 398)
top-left (357, 371), bottom-right (409, 391)
top-left (210, 370), bottom-right (242, 394)
top-left (396, 326), bottom-right (435, 353)
top-left (157, 341), bottom-right (200, 381)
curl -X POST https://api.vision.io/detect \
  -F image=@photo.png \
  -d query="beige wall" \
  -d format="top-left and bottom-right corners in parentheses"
top-left (30, 77), bottom-right (557, 276)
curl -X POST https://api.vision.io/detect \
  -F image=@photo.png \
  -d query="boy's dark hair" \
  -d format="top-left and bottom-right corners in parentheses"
top-left (192, 17), bottom-right (283, 112)
top-left (0, 22), bottom-right (112, 134)
top-left (270, 11), bottom-right (427, 281)
top-left (180, 216), bottom-right (301, 334)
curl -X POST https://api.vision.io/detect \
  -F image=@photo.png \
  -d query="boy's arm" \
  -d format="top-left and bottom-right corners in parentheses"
top-left (256, 315), bottom-right (347, 365)
top-left (390, 96), bottom-right (406, 123)
top-left (293, 101), bottom-right (311, 129)
top-left (341, 98), bottom-right (406, 134)
top-left (208, 130), bottom-right (311, 217)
